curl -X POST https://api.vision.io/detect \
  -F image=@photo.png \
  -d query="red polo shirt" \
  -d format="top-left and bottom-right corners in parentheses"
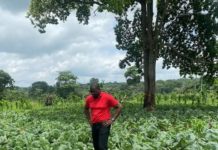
top-left (85, 92), bottom-right (119, 124)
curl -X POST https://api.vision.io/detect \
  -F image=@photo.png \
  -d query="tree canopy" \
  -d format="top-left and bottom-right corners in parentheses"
top-left (27, 0), bottom-right (132, 33)
top-left (115, 0), bottom-right (218, 81)
top-left (124, 66), bottom-right (141, 85)
top-left (28, 0), bottom-right (218, 109)
top-left (0, 70), bottom-right (14, 99)
top-left (29, 81), bottom-right (50, 97)
top-left (0, 70), bottom-right (14, 91)
top-left (56, 71), bottom-right (78, 98)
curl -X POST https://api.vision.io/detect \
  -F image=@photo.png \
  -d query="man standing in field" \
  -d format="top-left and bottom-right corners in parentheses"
top-left (84, 83), bottom-right (122, 150)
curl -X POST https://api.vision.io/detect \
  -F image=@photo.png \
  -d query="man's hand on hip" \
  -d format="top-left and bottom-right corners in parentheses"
top-left (103, 119), bottom-right (113, 127)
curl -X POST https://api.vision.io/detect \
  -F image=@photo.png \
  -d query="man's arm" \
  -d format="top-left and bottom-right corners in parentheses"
top-left (103, 103), bottom-right (122, 126)
top-left (111, 103), bottom-right (122, 122)
top-left (84, 107), bottom-right (92, 126)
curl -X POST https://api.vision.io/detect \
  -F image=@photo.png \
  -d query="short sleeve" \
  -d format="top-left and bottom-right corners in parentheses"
top-left (107, 94), bottom-right (119, 107)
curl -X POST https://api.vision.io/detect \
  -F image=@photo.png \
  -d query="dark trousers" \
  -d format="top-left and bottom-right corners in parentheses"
top-left (92, 123), bottom-right (111, 150)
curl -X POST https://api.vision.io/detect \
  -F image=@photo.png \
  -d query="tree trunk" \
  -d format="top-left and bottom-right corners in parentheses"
top-left (141, 0), bottom-right (156, 110)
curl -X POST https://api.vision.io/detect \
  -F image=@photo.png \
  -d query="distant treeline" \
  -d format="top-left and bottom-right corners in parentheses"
top-left (0, 69), bottom-right (217, 102)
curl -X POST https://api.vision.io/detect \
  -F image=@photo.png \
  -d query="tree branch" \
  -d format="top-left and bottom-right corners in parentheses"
top-left (177, 12), bottom-right (211, 18)
top-left (72, 0), bottom-right (104, 6)
top-left (164, 43), bottom-right (214, 65)
top-left (154, 0), bottom-right (169, 57)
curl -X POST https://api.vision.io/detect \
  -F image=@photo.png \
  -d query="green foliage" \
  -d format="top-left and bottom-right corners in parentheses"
top-left (0, 102), bottom-right (218, 149)
top-left (27, 0), bottom-right (218, 107)
top-left (125, 66), bottom-right (141, 85)
top-left (0, 70), bottom-right (14, 89)
top-left (0, 70), bottom-right (14, 100)
top-left (0, 100), bottom-right (37, 110)
top-left (161, 0), bottom-right (218, 81)
top-left (56, 71), bottom-right (78, 99)
top-left (67, 93), bottom-right (82, 102)
top-left (156, 79), bottom-right (199, 93)
top-left (115, 8), bottom-right (143, 70)
top-left (29, 81), bottom-right (50, 98)
top-left (27, 0), bottom-right (133, 33)
top-left (115, 0), bottom-right (218, 80)
top-left (3, 89), bottom-right (28, 101)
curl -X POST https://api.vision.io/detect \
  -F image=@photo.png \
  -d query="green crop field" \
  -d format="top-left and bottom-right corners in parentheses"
top-left (0, 100), bottom-right (218, 150)
top-left (0, 0), bottom-right (217, 149)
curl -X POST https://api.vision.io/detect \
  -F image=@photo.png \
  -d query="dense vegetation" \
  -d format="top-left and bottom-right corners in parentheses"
top-left (0, 69), bottom-right (217, 107)
top-left (0, 99), bottom-right (218, 149)
top-left (0, 69), bottom-right (217, 149)
top-left (0, 0), bottom-right (217, 149)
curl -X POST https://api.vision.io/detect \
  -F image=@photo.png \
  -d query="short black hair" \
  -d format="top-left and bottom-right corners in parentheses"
top-left (90, 83), bottom-right (100, 92)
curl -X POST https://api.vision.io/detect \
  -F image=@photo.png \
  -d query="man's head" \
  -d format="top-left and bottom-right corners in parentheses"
top-left (90, 83), bottom-right (101, 99)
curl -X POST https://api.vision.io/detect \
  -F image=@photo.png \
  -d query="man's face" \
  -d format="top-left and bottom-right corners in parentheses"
top-left (90, 89), bottom-right (100, 99)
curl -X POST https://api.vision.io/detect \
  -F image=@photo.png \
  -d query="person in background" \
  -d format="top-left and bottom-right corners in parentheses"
top-left (84, 83), bottom-right (122, 150)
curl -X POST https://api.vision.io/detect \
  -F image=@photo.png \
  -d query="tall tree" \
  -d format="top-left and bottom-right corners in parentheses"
top-left (0, 70), bottom-right (14, 100)
top-left (125, 66), bottom-right (141, 85)
top-left (27, 0), bottom-right (218, 109)
top-left (29, 81), bottom-right (49, 97)
top-left (115, 0), bottom-right (218, 109)
top-left (56, 71), bottom-right (78, 98)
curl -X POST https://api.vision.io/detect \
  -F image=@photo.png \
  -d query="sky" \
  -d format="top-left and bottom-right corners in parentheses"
top-left (0, 0), bottom-right (180, 87)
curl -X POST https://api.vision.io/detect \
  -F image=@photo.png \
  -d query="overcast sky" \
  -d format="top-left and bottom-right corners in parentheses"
top-left (0, 0), bottom-right (180, 87)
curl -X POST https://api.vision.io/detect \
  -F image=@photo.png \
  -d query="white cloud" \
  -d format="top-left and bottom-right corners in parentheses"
top-left (0, 48), bottom-right (126, 87)
top-left (0, 0), bottom-right (30, 14)
top-left (0, 1), bottom-right (181, 87)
